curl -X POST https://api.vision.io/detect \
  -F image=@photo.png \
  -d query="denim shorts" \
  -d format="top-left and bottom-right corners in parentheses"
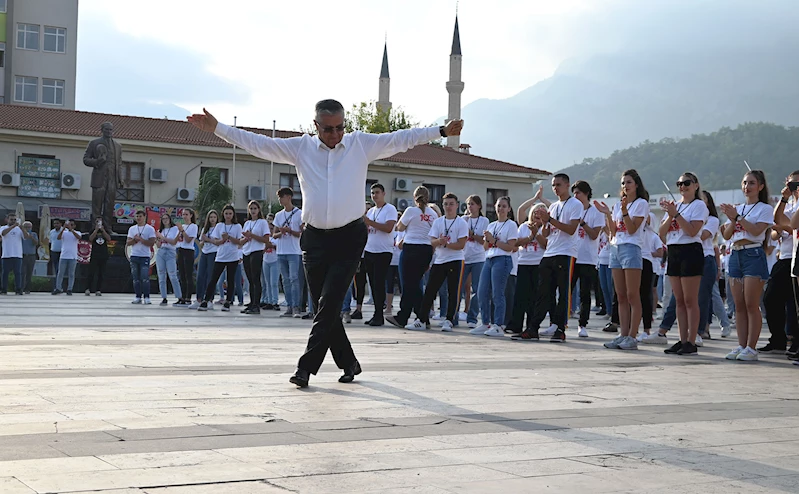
top-left (609, 243), bottom-right (642, 270)
top-left (728, 246), bottom-right (769, 281)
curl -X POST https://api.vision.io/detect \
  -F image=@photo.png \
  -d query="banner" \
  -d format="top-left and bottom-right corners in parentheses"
top-left (38, 205), bottom-right (91, 221)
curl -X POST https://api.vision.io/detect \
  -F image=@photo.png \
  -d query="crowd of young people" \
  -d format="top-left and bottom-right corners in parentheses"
top-left (120, 168), bottom-right (799, 365)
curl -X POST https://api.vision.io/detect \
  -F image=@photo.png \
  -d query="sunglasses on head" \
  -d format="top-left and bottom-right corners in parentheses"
top-left (676, 179), bottom-right (694, 187)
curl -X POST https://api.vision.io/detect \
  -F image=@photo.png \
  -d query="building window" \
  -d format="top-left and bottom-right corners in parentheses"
top-left (42, 79), bottom-right (65, 106)
top-left (424, 183), bottom-right (446, 209)
top-left (14, 76), bottom-right (37, 103)
top-left (279, 173), bottom-right (302, 207)
top-left (485, 188), bottom-right (508, 220)
top-left (16, 24), bottom-right (40, 51)
top-left (117, 162), bottom-right (145, 202)
top-left (0, 0), bottom-right (6, 13)
top-left (43, 27), bottom-right (67, 53)
top-left (0, 45), bottom-right (5, 69)
top-left (200, 166), bottom-right (229, 185)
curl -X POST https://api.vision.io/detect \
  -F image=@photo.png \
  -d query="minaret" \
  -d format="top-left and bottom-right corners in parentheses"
top-left (377, 42), bottom-right (392, 113)
top-left (446, 15), bottom-right (464, 149)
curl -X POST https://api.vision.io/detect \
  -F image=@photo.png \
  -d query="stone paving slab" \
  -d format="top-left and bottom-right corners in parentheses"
top-left (0, 294), bottom-right (797, 493)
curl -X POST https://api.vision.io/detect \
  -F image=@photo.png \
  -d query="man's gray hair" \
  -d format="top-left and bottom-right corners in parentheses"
top-left (314, 99), bottom-right (345, 120)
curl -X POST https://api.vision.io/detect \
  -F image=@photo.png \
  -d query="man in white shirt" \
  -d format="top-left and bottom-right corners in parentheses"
top-left (53, 220), bottom-right (82, 295)
top-left (523, 173), bottom-right (583, 342)
top-left (363, 183), bottom-right (398, 326)
top-left (49, 219), bottom-right (64, 289)
top-left (769, 170), bottom-right (799, 354)
top-left (1, 213), bottom-right (29, 295)
top-left (569, 181), bottom-right (605, 338)
top-left (273, 187), bottom-right (304, 318)
top-left (189, 99), bottom-right (463, 388)
top-left (126, 210), bottom-right (157, 304)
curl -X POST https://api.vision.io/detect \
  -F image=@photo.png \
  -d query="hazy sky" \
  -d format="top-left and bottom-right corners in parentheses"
top-left (76, 0), bottom-right (626, 131)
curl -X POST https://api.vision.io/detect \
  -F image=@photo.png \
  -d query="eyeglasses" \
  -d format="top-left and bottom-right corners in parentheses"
top-left (314, 121), bottom-right (345, 134)
top-left (676, 180), bottom-right (694, 187)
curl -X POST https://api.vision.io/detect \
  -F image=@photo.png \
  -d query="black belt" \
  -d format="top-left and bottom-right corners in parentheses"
top-left (306, 217), bottom-right (364, 233)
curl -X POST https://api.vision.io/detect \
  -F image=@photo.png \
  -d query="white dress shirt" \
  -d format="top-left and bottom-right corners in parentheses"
top-left (215, 123), bottom-right (441, 230)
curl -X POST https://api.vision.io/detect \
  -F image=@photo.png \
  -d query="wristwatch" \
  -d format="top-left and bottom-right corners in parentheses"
top-left (439, 125), bottom-right (447, 138)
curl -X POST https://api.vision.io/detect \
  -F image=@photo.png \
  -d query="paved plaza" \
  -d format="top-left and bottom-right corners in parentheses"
top-left (0, 294), bottom-right (796, 493)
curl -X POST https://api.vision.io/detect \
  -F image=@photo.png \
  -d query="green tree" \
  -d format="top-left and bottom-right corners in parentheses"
top-left (345, 100), bottom-right (418, 134)
top-left (193, 168), bottom-right (233, 220)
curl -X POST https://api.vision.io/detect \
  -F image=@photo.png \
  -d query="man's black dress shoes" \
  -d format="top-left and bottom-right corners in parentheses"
top-left (339, 361), bottom-right (362, 383)
top-left (289, 368), bottom-right (310, 388)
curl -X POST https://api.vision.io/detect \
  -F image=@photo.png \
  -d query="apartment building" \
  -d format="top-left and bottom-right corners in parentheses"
top-left (0, 0), bottom-right (79, 108)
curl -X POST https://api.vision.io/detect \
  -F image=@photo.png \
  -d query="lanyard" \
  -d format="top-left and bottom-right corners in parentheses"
top-left (468, 217), bottom-right (480, 236)
top-left (443, 217), bottom-right (457, 238)
top-left (739, 203), bottom-right (757, 221)
top-left (371, 205), bottom-right (385, 223)
top-left (492, 220), bottom-right (509, 240)
top-left (283, 209), bottom-right (297, 228)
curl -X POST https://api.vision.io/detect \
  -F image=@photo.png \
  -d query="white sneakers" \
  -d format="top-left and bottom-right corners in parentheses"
top-left (404, 319), bottom-right (428, 331)
top-left (483, 324), bottom-right (504, 337)
top-left (577, 326), bottom-right (588, 338)
top-left (469, 324), bottom-right (489, 335)
top-left (540, 324), bottom-right (558, 337)
top-left (618, 336), bottom-right (638, 350)
top-left (695, 335), bottom-right (704, 347)
top-left (642, 332), bottom-right (668, 345)
top-left (725, 346), bottom-right (758, 361)
top-left (720, 326), bottom-right (731, 338)
top-left (467, 322), bottom-right (477, 329)
top-left (188, 301), bottom-right (200, 310)
top-left (143, 298), bottom-right (152, 305)
top-left (131, 298), bottom-right (142, 304)
top-left (441, 320), bottom-right (454, 332)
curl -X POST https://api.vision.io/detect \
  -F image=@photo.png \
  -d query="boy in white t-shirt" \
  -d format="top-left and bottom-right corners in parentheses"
top-left (405, 193), bottom-right (469, 331)
top-left (569, 180), bottom-right (605, 338)
top-left (523, 174), bottom-right (584, 342)
top-left (53, 220), bottom-right (82, 295)
top-left (126, 210), bottom-right (157, 304)
top-left (0, 213), bottom-right (29, 295)
top-left (273, 187), bottom-right (304, 317)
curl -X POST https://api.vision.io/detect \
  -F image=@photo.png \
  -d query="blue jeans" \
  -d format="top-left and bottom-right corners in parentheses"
top-left (261, 260), bottom-right (280, 305)
top-left (55, 258), bottom-right (77, 292)
top-left (217, 263), bottom-right (243, 303)
top-left (196, 252), bottom-right (216, 301)
top-left (130, 256), bottom-right (151, 298)
top-left (156, 248), bottom-right (182, 300)
top-left (710, 282), bottom-right (730, 329)
top-left (342, 282), bottom-right (354, 312)
top-left (438, 282), bottom-right (448, 318)
top-left (478, 255), bottom-right (512, 325)
top-left (599, 263), bottom-right (614, 313)
top-left (461, 261), bottom-right (484, 324)
top-left (1, 257), bottom-right (22, 292)
top-left (278, 254), bottom-right (302, 309)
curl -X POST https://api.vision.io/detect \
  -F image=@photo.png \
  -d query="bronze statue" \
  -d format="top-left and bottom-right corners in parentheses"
top-left (83, 122), bottom-right (124, 230)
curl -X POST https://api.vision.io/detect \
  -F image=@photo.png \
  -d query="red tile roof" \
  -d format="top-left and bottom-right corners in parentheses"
top-left (0, 104), bottom-right (302, 147)
top-left (384, 144), bottom-right (549, 175)
top-left (0, 105), bottom-right (549, 175)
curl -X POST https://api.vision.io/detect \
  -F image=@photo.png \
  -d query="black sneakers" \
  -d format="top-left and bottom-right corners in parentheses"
top-left (351, 309), bottom-right (363, 320)
top-left (677, 342), bottom-right (698, 355)
top-left (664, 341), bottom-right (683, 354)
top-left (550, 328), bottom-right (566, 343)
top-left (602, 323), bottom-right (619, 333)
top-left (757, 343), bottom-right (785, 353)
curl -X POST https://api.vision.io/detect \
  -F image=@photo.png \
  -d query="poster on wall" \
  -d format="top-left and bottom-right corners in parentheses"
top-left (38, 205), bottom-right (92, 221)
top-left (17, 157), bottom-right (61, 199)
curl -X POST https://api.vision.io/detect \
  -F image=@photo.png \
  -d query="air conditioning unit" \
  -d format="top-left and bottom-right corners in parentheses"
top-left (394, 197), bottom-right (410, 210)
top-left (393, 177), bottom-right (412, 192)
top-left (149, 168), bottom-right (168, 182)
top-left (0, 172), bottom-right (20, 187)
top-left (176, 187), bottom-right (195, 202)
top-left (247, 185), bottom-right (265, 201)
top-left (61, 173), bottom-right (81, 190)
top-left (459, 202), bottom-right (468, 214)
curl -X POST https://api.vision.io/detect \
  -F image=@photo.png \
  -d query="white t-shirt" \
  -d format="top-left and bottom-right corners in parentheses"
top-left (543, 197), bottom-right (583, 258)
top-left (242, 218), bottom-right (270, 256)
top-left (727, 202), bottom-right (773, 244)
top-left (664, 199), bottom-right (709, 245)
top-left (612, 198), bottom-right (650, 247)
top-left (429, 216), bottom-right (469, 264)
top-left (702, 216), bottom-right (720, 257)
top-left (274, 208), bottom-right (303, 255)
top-left (60, 230), bottom-right (82, 260)
top-left (575, 206), bottom-right (605, 265)
top-left (127, 224), bottom-right (157, 258)
top-left (517, 223), bottom-right (545, 266)
top-left (49, 228), bottom-right (63, 252)
top-left (390, 231), bottom-right (403, 266)
top-left (200, 226), bottom-right (219, 255)
top-left (598, 231), bottom-right (610, 265)
top-left (485, 220), bottom-right (518, 258)
top-left (178, 223), bottom-right (198, 251)
top-left (365, 203), bottom-right (399, 254)
top-left (399, 206), bottom-right (438, 245)
top-left (263, 223), bottom-right (278, 264)
top-left (777, 200), bottom-right (797, 260)
top-left (158, 226), bottom-right (180, 252)
top-left (0, 225), bottom-right (24, 258)
top-left (212, 222), bottom-right (243, 263)
top-left (463, 215), bottom-right (490, 264)
top-left (642, 230), bottom-right (662, 267)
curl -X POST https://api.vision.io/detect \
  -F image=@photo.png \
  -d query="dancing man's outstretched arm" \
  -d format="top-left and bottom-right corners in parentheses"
top-left (359, 120), bottom-right (464, 162)
top-left (188, 108), bottom-right (302, 165)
